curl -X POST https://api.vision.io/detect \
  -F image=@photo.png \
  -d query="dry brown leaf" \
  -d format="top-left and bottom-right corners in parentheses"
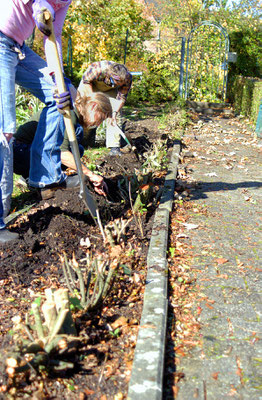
top-left (114, 393), bottom-right (124, 400)
top-left (172, 385), bottom-right (179, 396)
top-left (85, 388), bottom-right (95, 395)
top-left (193, 388), bottom-right (199, 398)
top-left (111, 316), bottom-right (128, 330)
top-left (212, 372), bottom-right (219, 380)
top-left (216, 274), bottom-right (229, 279)
top-left (197, 306), bottom-right (202, 315)
top-left (175, 348), bottom-right (186, 356)
top-left (215, 258), bottom-right (228, 265)
top-left (140, 324), bottom-right (156, 329)
top-left (236, 356), bottom-right (244, 385)
top-left (109, 245), bottom-right (122, 258)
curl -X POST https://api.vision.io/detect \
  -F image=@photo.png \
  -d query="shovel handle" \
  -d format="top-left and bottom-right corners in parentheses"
top-left (43, 12), bottom-right (105, 236)
top-left (43, 11), bottom-right (77, 144)
top-left (43, 11), bottom-right (66, 93)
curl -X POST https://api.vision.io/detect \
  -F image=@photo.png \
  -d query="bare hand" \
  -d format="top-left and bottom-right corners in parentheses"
top-left (107, 112), bottom-right (117, 126)
top-left (89, 173), bottom-right (108, 197)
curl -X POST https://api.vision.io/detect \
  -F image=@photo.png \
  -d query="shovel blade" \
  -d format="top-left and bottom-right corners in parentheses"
top-left (80, 185), bottom-right (98, 221)
top-left (80, 185), bottom-right (106, 240)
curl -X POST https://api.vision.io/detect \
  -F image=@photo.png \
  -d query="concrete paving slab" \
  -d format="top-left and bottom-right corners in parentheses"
top-left (175, 115), bottom-right (262, 399)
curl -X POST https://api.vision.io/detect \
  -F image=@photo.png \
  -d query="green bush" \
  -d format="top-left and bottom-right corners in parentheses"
top-left (229, 28), bottom-right (262, 79)
top-left (127, 41), bottom-right (181, 105)
top-left (15, 87), bottom-right (43, 126)
top-left (227, 75), bottom-right (262, 124)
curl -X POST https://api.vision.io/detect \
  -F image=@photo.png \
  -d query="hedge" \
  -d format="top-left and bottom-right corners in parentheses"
top-left (227, 75), bottom-right (262, 125)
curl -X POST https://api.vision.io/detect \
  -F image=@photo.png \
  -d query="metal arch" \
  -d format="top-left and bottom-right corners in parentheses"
top-left (188, 20), bottom-right (230, 43)
top-left (183, 21), bottom-right (230, 102)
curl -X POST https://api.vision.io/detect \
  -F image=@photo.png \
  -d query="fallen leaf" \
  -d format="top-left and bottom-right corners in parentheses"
top-left (174, 347), bottom-right (186, 357)
top-left (212, 372), bottom-right (219, 380)
top-left (205, 172), bottom-right (218, 177)
top-left (181, 223), bottom-right (199, 230)
top-left (193, 388), bottom-right (199, 398)
top-left (216, 273), bottom-right (229, 279)
top-left (80, 237), bottom-right (91, 247)
top-left (215, 258), bottom-right (228, 265)
top-left (197, 306), bottom-right (202, 315)
top-left (236, 357), bottom-right (244, 385)
top-left (114, 393), bottom-right (124, 400)
top-left (109, 245), bottom-right (122, 258)
top-left (172, 385), bottom-right (179, 396)
top-left (228, 385), bottom-right (238, 396)
top-left (111, 316), bottom-right (128, 330)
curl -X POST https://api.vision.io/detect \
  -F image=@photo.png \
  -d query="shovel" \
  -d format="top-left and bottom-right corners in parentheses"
top-left (43, 11), bottom-right (105, 240)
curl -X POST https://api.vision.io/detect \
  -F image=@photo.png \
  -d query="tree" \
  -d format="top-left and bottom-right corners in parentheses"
top-left (62, 0), bottom-right (152, 81)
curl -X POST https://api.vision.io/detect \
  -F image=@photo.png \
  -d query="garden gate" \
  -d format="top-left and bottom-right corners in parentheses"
top-left (180, 21), bottom-right (230, 102)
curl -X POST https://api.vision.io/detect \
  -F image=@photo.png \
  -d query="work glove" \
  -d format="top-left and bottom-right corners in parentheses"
top-left (32, 0), bottom-right (55, 36)
top-left (50, 73), bottom-right (73, 114)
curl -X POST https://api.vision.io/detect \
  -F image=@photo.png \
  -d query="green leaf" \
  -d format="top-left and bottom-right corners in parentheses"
top-left (6, 298), bottom-right (15, 302)
top-left (121, 264), bottom-right (132, 276)
top-left (169, 247), bottom-right (176, 257)
top-left (69, 296), bottom-right (84, 311)
top-left (32, 296), bottom-right (42, 307)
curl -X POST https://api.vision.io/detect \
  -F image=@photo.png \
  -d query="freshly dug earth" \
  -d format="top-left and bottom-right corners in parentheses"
top-left (0, 116), bottom-right (170, 399)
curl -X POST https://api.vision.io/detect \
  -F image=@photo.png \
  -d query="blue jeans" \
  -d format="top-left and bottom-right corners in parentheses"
top-left (0, 31), bottom-right (66, 228)
top-left (13, 124), bottom-right (84, 179)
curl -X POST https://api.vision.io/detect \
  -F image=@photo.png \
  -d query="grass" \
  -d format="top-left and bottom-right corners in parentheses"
top-left (10, 174), bottom-right (37, 215)
top-left (155, 105), bottom-right (188, 141)
top-left (124, 102), bottom-right (168, 121)
top-left (83, 147), bottom-right (109, 167)
top-left (15, 86), bottom-right (43, 126)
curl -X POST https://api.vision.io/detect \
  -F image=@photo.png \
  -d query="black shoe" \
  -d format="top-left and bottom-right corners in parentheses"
top-left (40, 175), bottom-right (80, 200)
top-left (0, 228), bottom-right (19, 244)
top-left (109, 147), bottom-right (121, 156)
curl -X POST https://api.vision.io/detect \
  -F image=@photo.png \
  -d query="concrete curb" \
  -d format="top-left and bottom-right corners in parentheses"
top-left (127, 140), bottom-right (181, 400)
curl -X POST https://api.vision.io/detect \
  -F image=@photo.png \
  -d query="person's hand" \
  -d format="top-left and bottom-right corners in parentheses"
top-left (32, 0), bottom-right (55, 36)
top-left (112, 111), bottom-right (117, 124)
top-left (107, 111), bottom-right (117, 126)
top-left (53, 90), bottom-right (72, 114)
top-left (51, 75), bottom-right (73, 114)
top-left (88, 173), bottom-right (108, 197)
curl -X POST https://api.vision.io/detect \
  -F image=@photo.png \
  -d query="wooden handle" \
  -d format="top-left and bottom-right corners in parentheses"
top-left (44, 11), bottom-right (66, 91)
top-left (43, 11), bottom-right (78, 144)
top-left (43, 11), bottom-right (104, 232)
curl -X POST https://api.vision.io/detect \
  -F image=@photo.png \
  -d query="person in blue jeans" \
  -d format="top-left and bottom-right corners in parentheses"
top-left (13, 105), bottom-right (109, 199)
top-left (0, 0), bottom-right (75, 244)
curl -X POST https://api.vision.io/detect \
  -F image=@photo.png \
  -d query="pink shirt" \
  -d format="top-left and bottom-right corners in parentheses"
top-left (0, 0), bottom-right (71, 57)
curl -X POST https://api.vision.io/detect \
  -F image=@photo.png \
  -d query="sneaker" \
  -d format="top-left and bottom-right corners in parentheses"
top-left (0, 228), bottom-right (19, 244)
top-left (40, 174), bottom-right (80, 200)
top-left (109, 147), bottom-right (122, 156)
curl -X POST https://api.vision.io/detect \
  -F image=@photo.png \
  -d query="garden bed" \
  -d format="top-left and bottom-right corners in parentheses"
top-left (0, 115), bottom-right (173, 399)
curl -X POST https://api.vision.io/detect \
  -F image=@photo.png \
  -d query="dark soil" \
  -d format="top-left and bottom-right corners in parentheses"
top-left (0, 116), bottom-right (170, 399)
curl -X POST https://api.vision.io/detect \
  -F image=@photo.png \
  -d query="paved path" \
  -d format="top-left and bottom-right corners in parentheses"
top-left (176, 114), bottom-right (262, 399)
